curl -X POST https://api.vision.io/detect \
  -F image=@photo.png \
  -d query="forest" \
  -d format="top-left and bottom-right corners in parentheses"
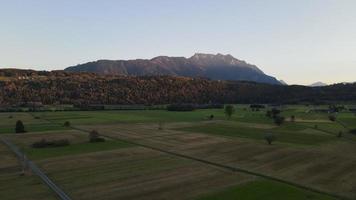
top-left (0, 69), bottom-right (356, 106)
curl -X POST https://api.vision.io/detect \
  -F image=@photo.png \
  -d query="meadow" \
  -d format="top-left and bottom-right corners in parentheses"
top-left (0, 105), bottom-right (355, 199)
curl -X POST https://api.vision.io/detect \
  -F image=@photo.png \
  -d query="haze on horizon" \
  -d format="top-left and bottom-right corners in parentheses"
top-left (0, 0), bottom-right (355, 85)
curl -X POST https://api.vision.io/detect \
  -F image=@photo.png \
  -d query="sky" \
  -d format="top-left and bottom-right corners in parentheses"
top-left (0, 0), bottom-right (355, 85)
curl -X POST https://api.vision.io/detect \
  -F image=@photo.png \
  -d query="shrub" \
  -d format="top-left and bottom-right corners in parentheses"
top-left (51, 139), bottom-right (70, 147)
top-left (271, 108), bottom-right (281, 118)
top-left (224, 105), bottom-right (235, 119)
top-left (274, 116), bottom-right (285, 126)
top-left (209, 114), bottom-right (214, 120)
top-left (32, 139), bottom-right (48, 148)
top-left (266, 108), bottom-right (281, 119)
top-left (350, 129), bottom-right (356, 135)
top-left (63, 121), bottom-right (71, 127)
top-left (337, 131), bottom-right (343, 138)
top-left (290, 115), bottom-right (295, 122)
top-left (250, 104), bottom-right (265, 109)
top-left (90, 137), bottom-right (106, 142)
top-left (15, 120), bottom-right (26, 133)
top-left (328, 115), bottom-right (336, 122)
top-left (266, 110), bottom-right (272, 118)
top-left (8, 115), bottom-right (13, 119)
top-left (158, 121), bottom-right (164, 130)
top-left (167, 104), bottom-right (195, 111)
top-left (89, 130), bottom-right (106, 143)
top-left (264, 133), bottom-right (276, 145)
top-left (32, 139), bottom-right (70, 148)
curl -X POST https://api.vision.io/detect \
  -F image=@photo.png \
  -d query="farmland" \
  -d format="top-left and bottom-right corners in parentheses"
top-left (0, 142), bottom-right (56, 200)
top-left (0, 105), bottom-right (355, 199)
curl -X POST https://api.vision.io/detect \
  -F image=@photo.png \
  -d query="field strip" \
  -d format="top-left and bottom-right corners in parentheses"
top-left (0, 137), bottom-right (72, 200)
top-left (299, 122), bottom-right (356, 142)
top-left (71, 125), bottom-right (350, 200)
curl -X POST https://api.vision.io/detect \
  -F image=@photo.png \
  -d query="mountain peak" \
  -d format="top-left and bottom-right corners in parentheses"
top-left (190, 53), bottom-right (234, 60)
top-left (279, 80), bottom-right (288, 85)
top-left (309, 82), bottom-right (328, 87)
top-left (189, 53), bottom-right (246, 66)
top-left (65, 53), bottom-right (281, 85)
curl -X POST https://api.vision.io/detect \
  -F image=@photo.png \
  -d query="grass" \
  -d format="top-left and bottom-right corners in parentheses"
top-left (0, 143), bottom-right (57, 200)
top-left (178, 121), bottom-right (334, 145)
top-left (1, 105), bottom-right (355, 199)
top-left (0, 123), bottom-right (71, 134)
top-left (38, 148), bottom-right (251, 200)
top-left (0, 174), bottom-right (57, 200)
top-left (196, 179), bottom-right (336, 200)
top-left (33, 107), bottom-right (274, 125)
top-left (0, 112), bottom-right (71, 134)
top-left (25, 140), bottom-right (133, 160)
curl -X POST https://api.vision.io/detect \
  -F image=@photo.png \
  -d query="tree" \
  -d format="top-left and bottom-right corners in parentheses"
top-left (290, 115), bottom-right (295, 122)
top-left (266, 108), bottom-right (281, 119)
top-left (209, 114), bottom-right (214, 120)
top-left (266, 110), bottom-right (272, 118)
top-left (274, 116), bottom-right (285, 126)
top-left (271, 108), bottom-right (281, 118)
top-left (158, 121), bottom-right (164, 130)
top-left (89, 130), bottom-right (105, 142)
top-left (224, 105), bottom-right (235, 119)
top-left (264, 133), bottom-right (276, 145)
top-left (63, 121), bottom-right (71, 127)
top-left (337, 131), bottom-right (343, 138)
top-left (350, 129), bottom-right (356, 135)
top-left (15, 120), bottom-right (26, 133)
top-left (328, 115), bottom-right (336, 122)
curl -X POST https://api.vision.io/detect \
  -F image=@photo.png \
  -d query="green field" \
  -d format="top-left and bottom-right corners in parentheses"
top-left (0, 113), bottom-right (71, 134)
top-left (178, 121), bottom-right (335, 145)
top-left (1, 105), bottom-right (355, 199)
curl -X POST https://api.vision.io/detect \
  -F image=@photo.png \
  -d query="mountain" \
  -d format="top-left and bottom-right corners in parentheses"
top-left (65, 53), bottom-right (281, 85)
top-left (279, 80), bottom-right (288, 85)
top-left (309, 82), bottom-right (328, 87)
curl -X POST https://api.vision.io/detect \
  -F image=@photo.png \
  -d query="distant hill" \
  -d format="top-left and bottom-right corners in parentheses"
top-left (65, 53), bottom-right (281, 85)
top-left (309, 82), bottom-right (328, 87)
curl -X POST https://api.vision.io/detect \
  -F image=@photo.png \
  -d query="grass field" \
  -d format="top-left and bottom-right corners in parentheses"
top-left (196, 179), bottom-right (335, 200)
top-left (1, 105), bottom-right (355, 199)
top-left (37, 147), bottom-right (254, 200)
top-left (0, 142), bottom-right (56, 200)
top-left (0, 112), bottom-right (70, 134)
top-left (178, 121), bottom-right (335, 145)
top-left (8, 130), bottom-right (134, 160)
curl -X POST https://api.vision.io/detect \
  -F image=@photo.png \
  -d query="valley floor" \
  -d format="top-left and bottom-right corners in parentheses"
top-left (1, 105), bottom-right (355, 199)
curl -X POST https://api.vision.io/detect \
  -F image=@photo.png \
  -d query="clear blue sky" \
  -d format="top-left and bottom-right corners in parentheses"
top-left (1, 0), bottom-right (355, 85)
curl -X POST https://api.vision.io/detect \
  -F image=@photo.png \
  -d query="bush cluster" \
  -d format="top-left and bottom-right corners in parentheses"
top-left (89, 130), bottom-right (106, 143)
top-left (266, 108), bottom-right (285, 126)
top-left (250, 104), bottom-right (265, 109)
top-left (167, 104), bottom-right (195, 111)
top-left (350, 129), bottom-right (356, 135)
top-left (32, 139), bottom-right (70, 148)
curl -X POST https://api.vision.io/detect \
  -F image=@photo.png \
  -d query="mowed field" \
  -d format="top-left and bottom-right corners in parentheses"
top-left (0, 105), bottom-right (355, 199)
top-left (0, 142), bottom-right (56, 200)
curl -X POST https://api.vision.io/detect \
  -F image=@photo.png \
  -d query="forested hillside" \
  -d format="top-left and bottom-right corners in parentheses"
top-left (0, 69), bottom-right (355, 106)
